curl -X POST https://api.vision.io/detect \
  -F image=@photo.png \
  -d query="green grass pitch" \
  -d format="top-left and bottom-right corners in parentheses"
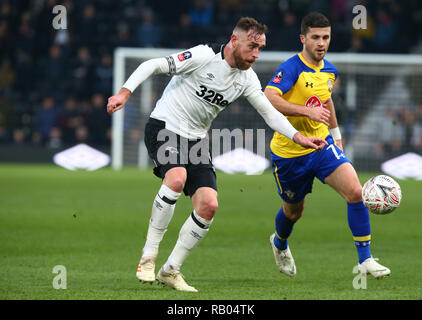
top-left (0, 163), bottom-right (421, 300)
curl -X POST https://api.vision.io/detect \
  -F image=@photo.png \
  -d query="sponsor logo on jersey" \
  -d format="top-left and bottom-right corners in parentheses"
top-left (195, 85), bottom-right (229, 107)
top-left (177, 51), bottom-right (192, 62)
top-left (305, 95), bottom-right (322, 108)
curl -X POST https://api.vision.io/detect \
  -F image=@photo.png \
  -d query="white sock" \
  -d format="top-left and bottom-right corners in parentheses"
top-left (142, 184), bottom-right (181, 259)
top-left (164, 210), bottom-right (213, 272)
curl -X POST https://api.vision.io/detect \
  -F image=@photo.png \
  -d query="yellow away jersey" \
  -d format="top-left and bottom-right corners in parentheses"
top-left (266, 53), bottom-right (338, 158)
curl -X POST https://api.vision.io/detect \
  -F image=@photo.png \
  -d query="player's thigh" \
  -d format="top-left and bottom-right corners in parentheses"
top-left (324, 162), bottom-right (363, 203)
top-left (144, 117), bottom-right (188, 189)
top-left (271, 151), bottom-right (314, 204)
top-left (185, 162), bottom-right (217, 196)
top-left (191, 187), bottom-right (218, 221)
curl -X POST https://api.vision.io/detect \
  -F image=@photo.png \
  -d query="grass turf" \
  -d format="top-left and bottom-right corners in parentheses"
top-left (0, 164), bottom-right (421, 300)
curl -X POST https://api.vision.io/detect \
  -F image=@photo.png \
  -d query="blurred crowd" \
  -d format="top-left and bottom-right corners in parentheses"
top-left (0, 0), bottom-right (422, 149)
top-left (374, 104), bottom-right (422, 158)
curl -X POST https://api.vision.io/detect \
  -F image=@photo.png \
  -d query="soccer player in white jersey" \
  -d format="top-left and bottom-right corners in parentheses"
top-left (107, 17), bottom-right (328, 292)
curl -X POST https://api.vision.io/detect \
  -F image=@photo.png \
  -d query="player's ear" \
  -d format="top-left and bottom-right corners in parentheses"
top-left (299, 34), bottom-right (305, 45)
top-left (231, 33), bottom-right (238, 47)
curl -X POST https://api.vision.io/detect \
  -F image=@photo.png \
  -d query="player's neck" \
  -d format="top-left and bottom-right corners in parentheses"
top-left (223, 43), bottom-right (236, 68)
top-left (300, 50), bottom-right (323, 67)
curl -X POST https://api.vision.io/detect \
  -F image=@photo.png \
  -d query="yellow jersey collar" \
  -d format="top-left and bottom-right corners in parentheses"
top-left (298, 52), bottom-right (324, 71)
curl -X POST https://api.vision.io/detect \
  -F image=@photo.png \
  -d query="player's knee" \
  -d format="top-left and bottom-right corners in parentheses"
top-left (197, 198), bottom-right (218, 220)
top-left (346, 186), bottom-right (363, 203)
top-left (164, 169), bottom-right (187, 193)
top-left (284, 202), bottom-right (304, 222)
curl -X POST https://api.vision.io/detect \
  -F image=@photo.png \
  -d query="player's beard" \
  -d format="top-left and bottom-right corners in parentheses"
top-left (307, 46), bottom-right (326, 62)
top-left (233, 47), bottom-right (253, 70)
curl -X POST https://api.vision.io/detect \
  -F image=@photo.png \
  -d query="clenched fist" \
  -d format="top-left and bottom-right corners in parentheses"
top-left (107, 88), bottom-right (131, 115)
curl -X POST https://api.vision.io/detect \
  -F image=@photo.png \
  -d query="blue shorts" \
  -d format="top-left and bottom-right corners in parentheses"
top-left (270, 135), bottom-right (351, 203)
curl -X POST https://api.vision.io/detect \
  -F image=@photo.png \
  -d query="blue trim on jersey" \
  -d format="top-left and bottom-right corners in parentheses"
top-left (267, 55), bottom-right (338, 94)
top-left (321, 59), bottom-right (338, 79)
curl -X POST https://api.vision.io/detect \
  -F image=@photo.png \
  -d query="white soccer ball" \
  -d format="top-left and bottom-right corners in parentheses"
top-left (362, 175), bottom-right (402, 214)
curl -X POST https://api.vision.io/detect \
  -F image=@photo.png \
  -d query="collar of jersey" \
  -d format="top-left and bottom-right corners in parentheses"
top-left (298, 52), bottom-right (324, 71)
top-left (219, 44), bottom-right (238, 71)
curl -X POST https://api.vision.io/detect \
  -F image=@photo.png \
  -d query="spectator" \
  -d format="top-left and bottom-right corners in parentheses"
top-left (135, 9), bottom-right (162, 48)
top-left (34, 96), bottom-right (59, 145)
top-left (0, 21), bottom-right (12, 61)
top-left (373, 9), bottom-right (397, 52)
top-left (38, 44), bottom-right (68, 99)
top-left (0, 58), bottom-right (15, 92)
top-left (86, 93), bottom-right (110, 146)
top-left (58, 97), bottom-right (84, 146)
top-left (75, 125), bottom-right (89, 144)
top-left (113, 23), bottom-right (134, 48)
top-left (48, 127), bottom-right (63, 149)
top-left (94, 53), bottom-right (113, 97)
top-left (374, 107), bottom-right (405, 157)
top-left (189, 0), bottom-right (213, 27)
top-left (278, 11), bottom-right (301, 51)
top-left (70, 47), bottom-right (94, 99)
top-left (76, 4), bottom-right (98, 48)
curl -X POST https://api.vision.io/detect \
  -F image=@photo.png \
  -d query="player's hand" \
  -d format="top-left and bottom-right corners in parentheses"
top-left (293, 132), bottom-right (328, 151)
top-left (107, 88), bottom-right (131, 115)
top-left (306, 107), bottom-right (331, 126)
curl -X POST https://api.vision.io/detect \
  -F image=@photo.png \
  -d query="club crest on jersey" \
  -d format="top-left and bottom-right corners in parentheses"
top-left (233, 81), bottom-right (243, 91)
top-left (327, 79), bottom-right (333, 92)
top-left (177, 51), bottom-right (192, 62)
top-left (273, 71), bottom-right (283, 84)
top-left (305, 95), bottom-right (322, 108)
top-left (284, 189), bottom-right (296, 200)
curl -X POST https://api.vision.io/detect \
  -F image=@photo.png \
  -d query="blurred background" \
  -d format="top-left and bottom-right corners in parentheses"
top-left (0, 0), bottom-right (422, 169)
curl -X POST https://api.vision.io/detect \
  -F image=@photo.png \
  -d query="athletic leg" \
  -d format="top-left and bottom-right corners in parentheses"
top-left (324, 162), bottom-right (390, 278)
top-left (157, 187), bottom-right (218, 292)
top-left (136, 167), bottom-right (186, 282)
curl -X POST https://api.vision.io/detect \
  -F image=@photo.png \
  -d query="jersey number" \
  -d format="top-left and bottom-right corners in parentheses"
top-left (327, 144), bottom-right (345, 160)
top-left (196, 85), bottom-right (229, 107)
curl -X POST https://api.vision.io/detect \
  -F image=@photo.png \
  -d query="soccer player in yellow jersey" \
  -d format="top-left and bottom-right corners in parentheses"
top-left (265, 12), bottom-right (390, 278)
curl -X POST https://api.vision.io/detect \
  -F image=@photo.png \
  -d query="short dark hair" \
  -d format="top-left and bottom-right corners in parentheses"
top-left (301, 12), bottom-right (330, 35)
top-left (234, 17), bottom-right (268, 35)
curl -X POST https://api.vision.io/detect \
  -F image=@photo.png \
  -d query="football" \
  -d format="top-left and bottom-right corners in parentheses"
top-left (362, 175), bottom-right (402, 214)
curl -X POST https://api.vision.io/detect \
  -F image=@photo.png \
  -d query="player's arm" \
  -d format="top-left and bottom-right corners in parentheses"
top-left (264, 87), bottom-right (331, 126)
top-left (107, 58), bottom-right (170, 115)
top-left (247, 91), bottom-right (328, 150)
top-left (324, 97), bottom-right (343, 150)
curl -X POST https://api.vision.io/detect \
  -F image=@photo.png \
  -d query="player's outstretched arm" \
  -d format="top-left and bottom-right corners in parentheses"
top-left (247, 91), bottom-right (327, 151)
top-left (107, 57), bottom-right (169, 115)
top-left (292, 132), bottom-right (327, 151)
top-left (264, 87), bottom-right (331, 126)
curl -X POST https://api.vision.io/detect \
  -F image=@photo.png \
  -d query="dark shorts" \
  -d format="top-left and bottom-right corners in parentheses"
top-left (144, 117), bottom-right (217, 197)
top-left (270, 134), bottom-right (351, 203)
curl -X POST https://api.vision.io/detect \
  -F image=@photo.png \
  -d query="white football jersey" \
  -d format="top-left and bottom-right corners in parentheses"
top-left (150, 44), bottom-right (263, 139)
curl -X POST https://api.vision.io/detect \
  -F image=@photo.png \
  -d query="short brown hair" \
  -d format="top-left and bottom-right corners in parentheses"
top-left (234, 17), bottom-right (268, 35)
top-left (301, 12), bottom-right (330, 35)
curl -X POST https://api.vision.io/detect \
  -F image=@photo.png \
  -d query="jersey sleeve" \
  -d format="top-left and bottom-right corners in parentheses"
top-left (242, 70), bottom-right (263, 98)
top-left (165, 45), bottom-right (214, 75)
top-left (266, 61), bottom-right (298, 96)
